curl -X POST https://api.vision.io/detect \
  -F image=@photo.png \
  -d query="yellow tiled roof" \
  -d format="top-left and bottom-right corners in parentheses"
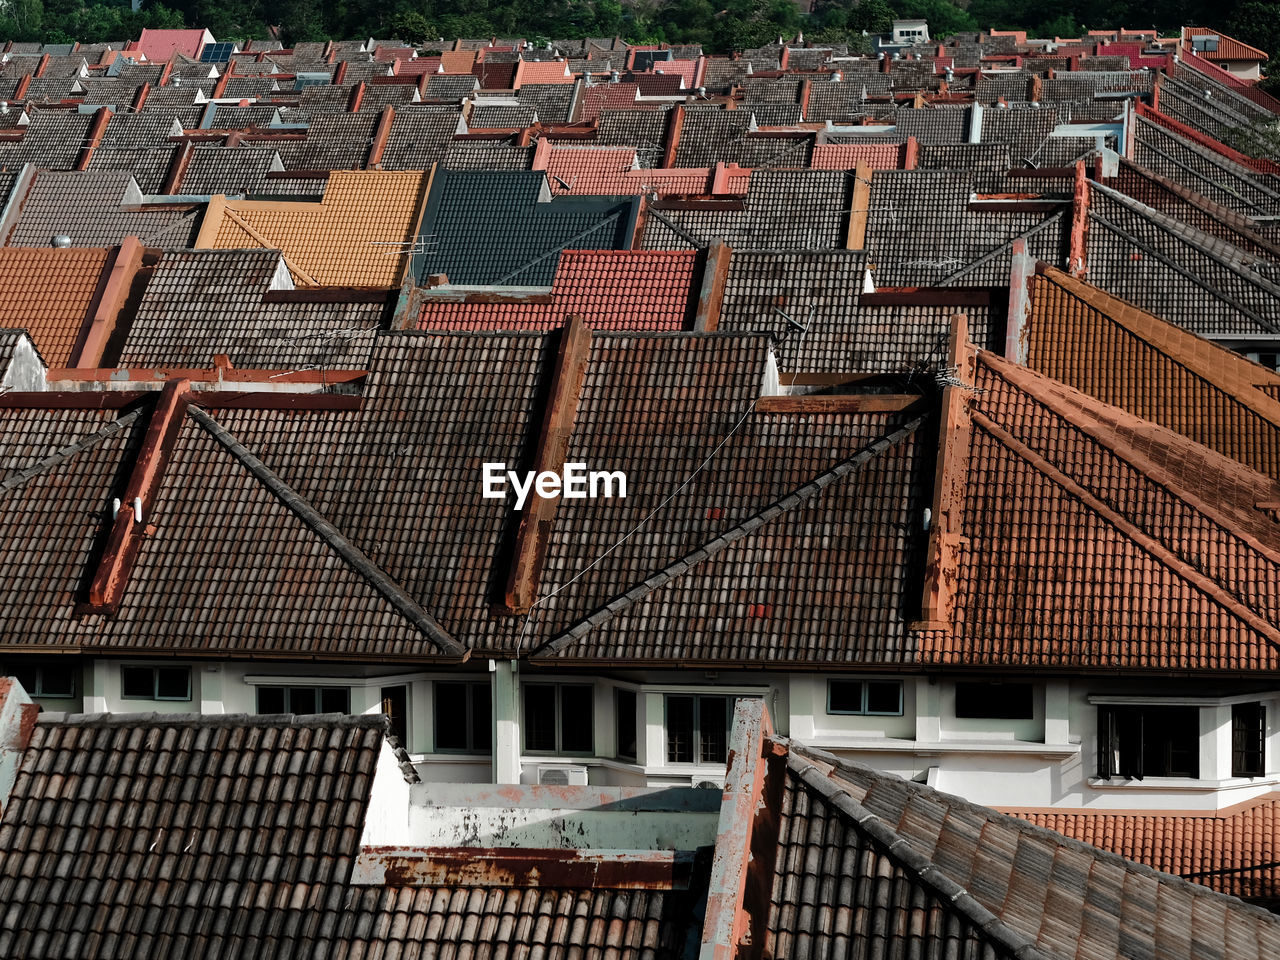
top-left (196, 171), bottom-right (429, 288)
top-left (0, 247), bottom-right (110, 366)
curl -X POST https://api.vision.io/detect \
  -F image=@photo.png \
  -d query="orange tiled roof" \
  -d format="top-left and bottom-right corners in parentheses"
top-left (195, 171), bottom-right (428, 288)
top-left (1024, 265), bottom-right (1280, 479)
top-left (1011, 795), bottom-right (1280, 901)
top-left (810, 143), bottom-right (903, 170)
top-left (1183, 28), bottom-right (1268, 61)
top-left (0, 247), bottom-right (111, 366)
top-left (513, 60), bottom-right (573, 89)
top-left (544, 145), bottom-right (747, 196)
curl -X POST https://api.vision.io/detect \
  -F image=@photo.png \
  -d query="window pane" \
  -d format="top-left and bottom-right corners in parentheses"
top-left (1233, 703), bottom-right (1266, 777)
top-left (616, 689), bottom-right (637, 761)
top-left (559, 685), bottom-right (594, 754)
top-left (1145, 706), bottom-right (1198, 778)
top-left (38, 664), bottom-right (76, 698)
top-left (698, 696), bottom-right (730, 764)
top-left (155, 668), bottom-right (190, 701)
top-left (524, 684), bottom-right (558, 753)
top-left (955, 682), bottom-right (1033, 720)
top-left (865, 681), bottom-right (902, 715)
top-left (471, 683), bottom-right (492, 753)
top-left (435, 682), bottom-right (470, 751)
top-left (257, 686), bottom-right (286, 714)
top-left (827, 680), bottom-right (864, 714)
top-left (380, 686), bottom-right (407, 744)
top-left (289, 687), bottom-right (317, 715)
top-left (320, 687), bottom-right (350, 714)
top-left (121, 666), bottom-right (153, 699)
top-left (667, 696), bottom-right (694, 763)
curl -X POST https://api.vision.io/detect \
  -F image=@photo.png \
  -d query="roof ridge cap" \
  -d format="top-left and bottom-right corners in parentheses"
top-left (980, 352), bottom-right (1280, 560)
top-left (0, 406), bottom-right (145, 496)
top-left (186, 404), bottom-right (465, 659)
top-left (1038, 267), bottom-right (1280, 423)
top-left (532, 412), bottom-right (927, 658)
top-left (787, 740), bottom-right (1280, 928)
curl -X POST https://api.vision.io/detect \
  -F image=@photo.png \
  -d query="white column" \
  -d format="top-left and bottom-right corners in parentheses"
top-left (788, 676), bottom-right (815, 741)
top-left (915, 678), bottom-right (940, 743)
top-left (1044, 681), bottom-right (1069, 745)
top-left (492, 660), bottom-right (521, 784)
top-left (643, 692), bottom-right (665, 770)
top-left (199, 664), bottom-right (224, 714)
top-left (83, 659), bottom-right (109, 713)
top-left (1209, 704), bottom-right (1233, 780)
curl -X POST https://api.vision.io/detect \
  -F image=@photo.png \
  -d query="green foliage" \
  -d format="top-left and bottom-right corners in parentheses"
top-left (388, 10), bottom-right (432, 45)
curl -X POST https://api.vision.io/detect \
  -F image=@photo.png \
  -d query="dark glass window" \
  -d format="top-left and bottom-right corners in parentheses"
top-left (523, 683), bottom-right (594, 755)
top-left (1233, 702), bottom-right (1266, 778)
top-left (666, 695), bottom-right (734, 764)
top-left (380, 686), bottom-right (408, 745)
top-left (955, 682), bottom-right (1034, 720)
top-left (1098, 705), bottom-right (1199, 779)
top-left (255, 686), bottom-right (349, 715)
top-left (121, 666), bottom-right (191, 701)
top-left (434, 681), bottom-right (490, 753)
top-left (827, 679), bottom-right (904, 716)
top-left (8, 663), bottom-right (76, 698)
top-left (616, 688), bottom-right (637, 761)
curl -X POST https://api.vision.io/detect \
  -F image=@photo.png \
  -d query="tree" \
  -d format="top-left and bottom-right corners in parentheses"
top-left (389, 10), bottom-right (432, 44)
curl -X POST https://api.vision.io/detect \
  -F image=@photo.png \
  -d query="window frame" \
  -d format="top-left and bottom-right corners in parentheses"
top-left (1232, 702), bottom-right (1266, 778)
top-left (1097, 704), bottom-right (1200, 780)
top-left (120, 665), bottom-right (192, 702)
top-left (255, 684), bottom-right (350, 715)
top-left (433, 679), bottom-right (492, 755)
top-left (664, 693), bottom-right (735, 765)
top-left (826, 679), bottom-right (904, 717)
top-left (522, 682), bottom-right (595, 757)
top-left (7, 662), bottom-right (77, 699)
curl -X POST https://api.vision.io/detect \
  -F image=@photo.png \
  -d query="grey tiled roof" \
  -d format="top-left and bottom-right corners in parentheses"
top-left (118, 249), bottom-right (390, 368)
top-left (274, 113), bottom-right (379, 170)
top-left (379, 106), bottom-right (463, 170)
top-left (772, 744), bottom-right (1280, 960)
top-left (1132, 116), bottom-right (1280, 218)
top-left (179, 146), bottom-right (284, 195)
top-left (442, 139), bottom-right (534, 170)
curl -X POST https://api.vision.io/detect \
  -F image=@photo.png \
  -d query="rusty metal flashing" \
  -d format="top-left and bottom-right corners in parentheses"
top-left (503, 315), bottom-right (593, 614)
top-left (913, 314), bottom-right (974, 631)
top-left (85, 378), bottom-right (191, 614)
top-left (353, 847), bottom-right (696, 889)
top-left (698, 698), bottom-right (785, 960)
top-left (692, 240), bottom-right (732, 332)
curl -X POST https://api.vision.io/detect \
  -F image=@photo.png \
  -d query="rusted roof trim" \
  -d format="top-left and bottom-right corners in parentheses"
top-left (354, 846), bottom-right (696, 889)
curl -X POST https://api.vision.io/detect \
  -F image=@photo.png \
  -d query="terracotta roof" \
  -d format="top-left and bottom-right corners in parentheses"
top-left (809, 142), bottom-right (902, 169)
top-left (1023, 265), bottom-right (1280, 478)
top-left (417, 249), bottom-right (698, 331)
top-left (1183, 29), bottom-right (1269, 61)
top-left (0, 247), bottom-right (111, 366)
top-left (129, 28), bottom-right (209, 63)
top-left (1011, 795), bottom-right (1280, 903)
top-left (195, 170), bottom-right (428, 288)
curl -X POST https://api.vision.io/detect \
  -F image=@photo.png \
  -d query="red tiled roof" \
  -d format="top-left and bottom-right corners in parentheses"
top-left (810, 143), bottom-right (903, 170)
top-left (417, 249), bottom-right (698, 331)
top-left (648, 60), bottom-right (697, 85)
top-left (543, 145), bottom-right (748, 196)
top-left (1182, 28), bottom-right (1268, 61)
top-left (513, 60), bottom-right (573, 89)
top-left (1011, 794), bottom-right (1280, 901)
top-left (578, 83), bottom-right (641, 121)
top-left (393, 57), bottom-right (440, 76)
top-left (128, 28), bottom-right (210, 63)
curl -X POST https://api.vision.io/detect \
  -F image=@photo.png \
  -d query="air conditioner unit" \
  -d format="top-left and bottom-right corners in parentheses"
top-left (534, 764), bottom-right (589, 786)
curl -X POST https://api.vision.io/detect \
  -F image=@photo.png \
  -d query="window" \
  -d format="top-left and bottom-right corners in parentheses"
top-left (827, 679), bottom-right (903, 716)
top-left (121, 666), bottom-right (191, 701)
top-left (381, 685), bottom-right (408, 746)
top-left (524, 683), bottom-right (593, 754)
top-left (1233, 702), bottom-right (1266, 778)
top-left (955, 682), bottom-right (1034, 720)
top-left (434, 681), bottom-right (491, 753)
top-left (256, 685), bottom-right (350, 715)
top-left (1097, 705), bottom-right (1199, 779)
top-left (9, 663), bottom-right (76, 698)
top-left (666, 694), bottom-right (733, 764)
top-left (616, 688), bottom-right (637, 762)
